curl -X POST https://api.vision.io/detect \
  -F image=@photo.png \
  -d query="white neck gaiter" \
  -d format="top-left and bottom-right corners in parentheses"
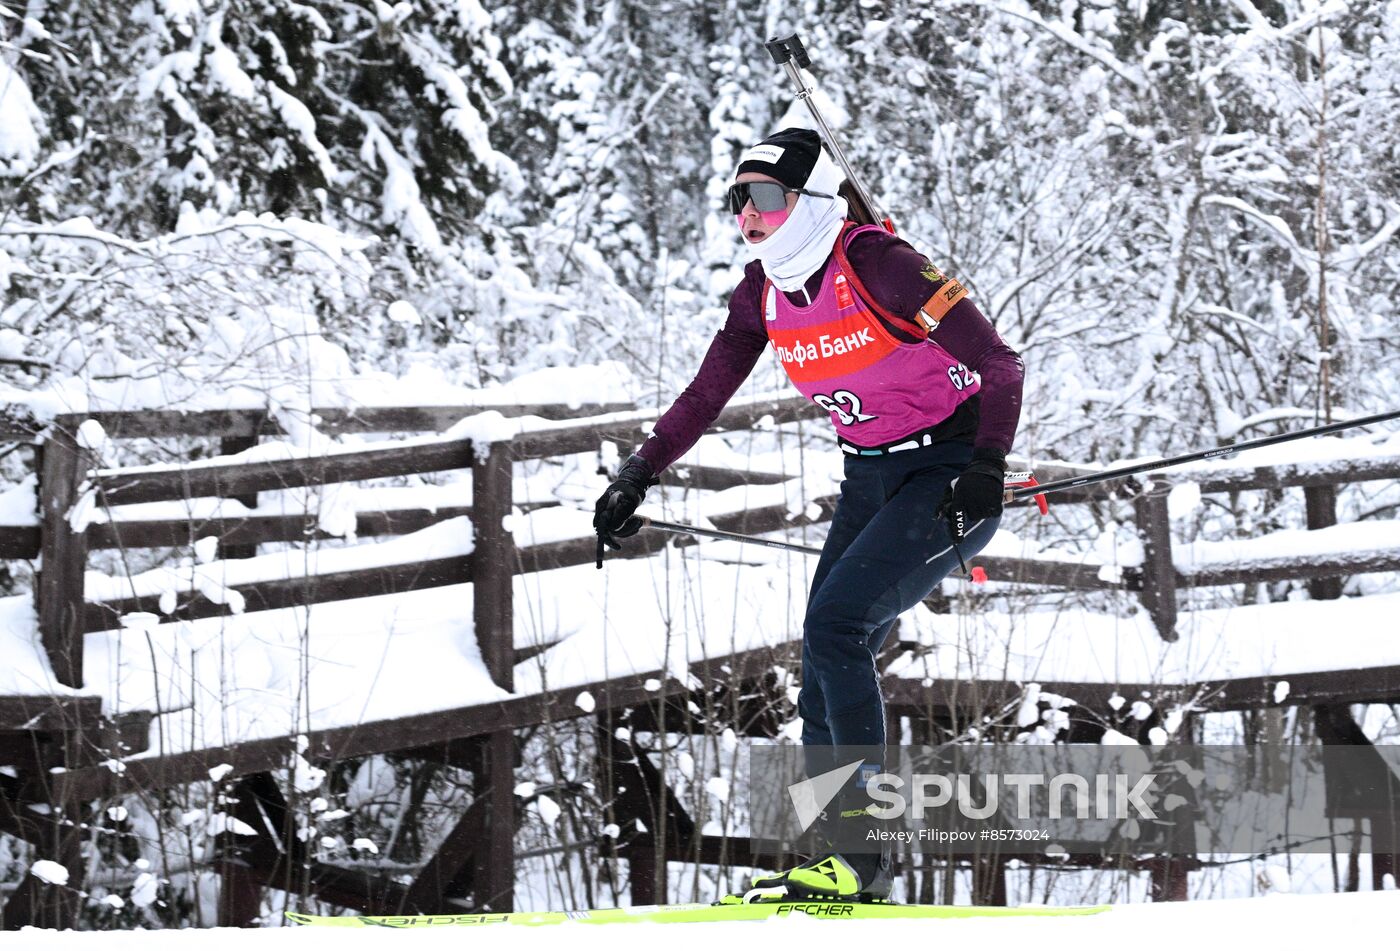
top-left (741, 151), bottom-right (849, 292)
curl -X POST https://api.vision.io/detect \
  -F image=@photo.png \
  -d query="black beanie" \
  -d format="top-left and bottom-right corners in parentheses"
top-left (734, 128), bottom-right (824, 188)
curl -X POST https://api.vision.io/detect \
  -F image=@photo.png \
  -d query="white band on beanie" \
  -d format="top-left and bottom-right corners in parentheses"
top-left (739, 144), bottom-right (786, 165)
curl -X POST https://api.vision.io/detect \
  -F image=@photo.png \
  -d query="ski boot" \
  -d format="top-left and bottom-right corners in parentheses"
top-left (740, 791), bottom-right (894, 903)
top-left (746, 853), bottom-right (892, 903)
top-left (787, 848), bottom-right (892, 900)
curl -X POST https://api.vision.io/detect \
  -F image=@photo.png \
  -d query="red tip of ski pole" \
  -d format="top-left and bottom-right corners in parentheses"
top-left (970, 566), bottom-right (988, 584)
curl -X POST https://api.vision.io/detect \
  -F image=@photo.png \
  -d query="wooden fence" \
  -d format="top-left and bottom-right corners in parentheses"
top-left (13, 398), bottom-right (1400, 691)
top-left (1, 397), bottom-right (1399, 925)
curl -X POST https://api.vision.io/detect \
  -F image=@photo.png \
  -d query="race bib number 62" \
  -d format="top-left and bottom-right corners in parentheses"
top-left (812, 389), bottom-right (877, 426)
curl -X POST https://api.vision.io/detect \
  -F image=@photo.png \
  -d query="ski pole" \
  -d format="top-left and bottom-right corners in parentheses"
top-left (636, 471), bottom-right (1047, 561)
top-left (636, 516), bottom-right (823, 556)
top-left (636, 515), bottom-right (991, 584)
top-left (765, 33), bottom-right (890, 230)
top-left (1005, 408), bottom-right (1400, 503)
top-left (628, 409), bottom-right (1396, 572)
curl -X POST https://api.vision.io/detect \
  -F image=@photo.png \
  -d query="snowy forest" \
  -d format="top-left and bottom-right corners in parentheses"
top-left (2, 0), bottom-right (1400, 929)
top-left (6, 0), bottom-right (1396, 437)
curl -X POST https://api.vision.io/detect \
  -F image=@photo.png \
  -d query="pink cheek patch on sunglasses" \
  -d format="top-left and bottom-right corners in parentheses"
top-left (735, 209), bottom-right (791, 232)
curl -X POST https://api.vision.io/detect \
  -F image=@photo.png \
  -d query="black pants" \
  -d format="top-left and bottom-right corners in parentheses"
top-left (797, 441), bottom-right (999, 762)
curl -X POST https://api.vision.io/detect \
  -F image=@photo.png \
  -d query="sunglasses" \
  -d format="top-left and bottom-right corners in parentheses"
top-left (726, 181), bottom-right (835, 215)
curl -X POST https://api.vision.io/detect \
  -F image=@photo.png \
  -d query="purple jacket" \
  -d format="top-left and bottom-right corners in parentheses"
top-left (637, 228), bottom-right (1024, 474)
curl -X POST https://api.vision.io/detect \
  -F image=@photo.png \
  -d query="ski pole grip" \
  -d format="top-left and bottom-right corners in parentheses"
top-left (766, 33), bottom-right (811, 68)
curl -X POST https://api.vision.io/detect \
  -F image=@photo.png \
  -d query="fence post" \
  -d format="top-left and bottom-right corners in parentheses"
top-left (1304, 484), bottom-right (1343, 601)
top-left (216, 773), bottom-right (284, 927)
top-left (971, 854), bottom-right (1008, 906)
top-left (1148, 857), bottom-right (1190, 901)
top-left (470, 441), bottom-right (516, 912)
top-left (1133, 477), bottom-right (1178, 642)
top-left (1147, 711), bottom-right (1197, 901)
top-left (37, 426), bottom-right (91, 688)
top-left (217, 434), bottom-right (261, 560)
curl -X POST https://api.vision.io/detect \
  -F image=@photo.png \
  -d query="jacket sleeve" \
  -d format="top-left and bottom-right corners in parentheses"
top-left (635, 266), bottom-right (770, 474)
top-left (848, 231), bottom-right (1024, 457)
top-left (930, 298), bottom-right (1025, 457)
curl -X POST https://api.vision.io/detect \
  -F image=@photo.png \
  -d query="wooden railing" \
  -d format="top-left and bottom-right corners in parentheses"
top-left (6, 400), bottom-right (1400, 686)
top-left (13, 395), bottom-right (810, 691)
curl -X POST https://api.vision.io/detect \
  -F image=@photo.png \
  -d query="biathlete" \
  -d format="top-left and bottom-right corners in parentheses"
top-left (594, 128), bottom-right (1024, 900)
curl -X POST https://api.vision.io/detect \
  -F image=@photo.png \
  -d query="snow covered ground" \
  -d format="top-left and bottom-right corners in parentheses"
top-left (5, 891), bottom-right (1398, 949)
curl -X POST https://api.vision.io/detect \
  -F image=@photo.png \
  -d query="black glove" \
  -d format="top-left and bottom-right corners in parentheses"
top-left (939, 448), bottom-right (1006, 541)
top-left (593, 454), bottom-right (656, 567)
